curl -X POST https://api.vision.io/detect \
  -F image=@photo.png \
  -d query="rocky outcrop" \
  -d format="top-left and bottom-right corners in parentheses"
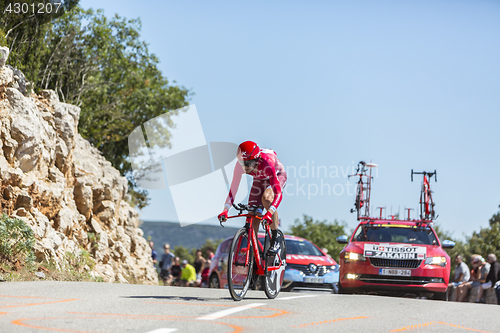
top-left (0, 47), bottom-right (8, 67)
top-left (0, 48), bottom-right (157, 284)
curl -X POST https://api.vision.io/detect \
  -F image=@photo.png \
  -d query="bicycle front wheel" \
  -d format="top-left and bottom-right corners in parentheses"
top-left (264, 230), bottom-right (286, 299)
top-left (227, 227), bottom-right (254, 301)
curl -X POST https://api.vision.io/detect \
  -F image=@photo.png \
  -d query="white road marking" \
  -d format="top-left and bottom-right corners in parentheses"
top-left (145, 329), bottom-right (178, 333)
top-left (277, 295), bottom-right (319, 301)
top-left (196, 303), bottom-right (265, 320)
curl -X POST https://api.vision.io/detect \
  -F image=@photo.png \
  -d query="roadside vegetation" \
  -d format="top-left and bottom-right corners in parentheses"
top-left (0, 214), bottom-right (103, 282)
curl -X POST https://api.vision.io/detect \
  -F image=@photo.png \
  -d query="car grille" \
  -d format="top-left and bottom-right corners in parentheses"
top-left (369, 258), bottom-right (422, 269)
top-left (358, 274), bottom-right (432, 285)
top-left (286, 264), bottom-right (333, 276)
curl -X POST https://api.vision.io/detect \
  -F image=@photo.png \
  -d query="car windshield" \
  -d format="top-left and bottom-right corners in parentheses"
top-left (285, 239), bottom-right (324, 256)
top-left (352, 224), bottom-right (438, 245)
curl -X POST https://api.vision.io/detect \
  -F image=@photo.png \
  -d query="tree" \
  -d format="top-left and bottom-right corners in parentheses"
top-left (489, 205), bottom-right (500, 227)
top-left (172, 245), bottom-right (195, 265)
top-left (289, 215), bottom-right (348, 263)
top-left (0, 0), bottom-right (78, 85)
top-left (465, 221), bottom-right (500, 260)
top-left (200, 238), bottom-right (223, 260)
top-left (37, 5), bottom-right (189, 208)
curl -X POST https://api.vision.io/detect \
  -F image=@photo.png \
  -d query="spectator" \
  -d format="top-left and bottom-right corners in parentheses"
top-left (206, 247), bottom-right (215, 260)
top-left (159, 243), bottom-right (175, 286)
top-left (456, 255), bottom-right (479, 302)
top-left (448, 254), bottom-right (470, 301)
top-left (149, 241), bottom-right (158, 267)
top-left (478, 253), bottom-right (500, 304)
top-left (194, 249), bottom-right (206, 284)
top-left (181, 259), bottom-right (197, 287)
top-left (170, 257), bottom-right (182, 286)
top-left (201, 259), bottom-right (211, 288)
top-left (458, 255), bottom-right (490, 302)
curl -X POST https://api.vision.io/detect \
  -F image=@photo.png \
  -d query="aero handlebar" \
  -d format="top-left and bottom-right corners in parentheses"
top-left (219, 203), bottom-right (264, 227)
top-left (411, 170), bottom-right (437, 182)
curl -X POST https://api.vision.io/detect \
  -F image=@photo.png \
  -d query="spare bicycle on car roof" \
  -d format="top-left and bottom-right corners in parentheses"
top-left (411, 170), bottom-right (438, 221)
top-left (348, 161), bottom-right (378, 221)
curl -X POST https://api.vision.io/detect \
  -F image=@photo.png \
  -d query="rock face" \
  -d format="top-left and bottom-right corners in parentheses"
top-left (0, 48), bottom-right (157, 284)
top-left (0, 47), bottom-right (8, 67)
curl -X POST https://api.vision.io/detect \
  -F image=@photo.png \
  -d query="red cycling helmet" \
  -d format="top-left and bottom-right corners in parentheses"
top-left (237, 141), bottom-right (261, 162)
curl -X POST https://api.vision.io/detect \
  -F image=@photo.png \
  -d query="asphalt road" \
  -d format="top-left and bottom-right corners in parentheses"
top-left (0, 281), bottom-right (499, 333)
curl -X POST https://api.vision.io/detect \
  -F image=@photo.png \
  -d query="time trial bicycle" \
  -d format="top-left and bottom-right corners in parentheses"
top-left (411, 170), bottom-right (437, 220)
top-left (219, 203), bottom-right (286, 301)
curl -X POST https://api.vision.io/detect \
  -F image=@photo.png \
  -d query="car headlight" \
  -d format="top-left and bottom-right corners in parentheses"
top-left (324, 264), bottom-right (339, 273)
top-left (424, 256), bottom-right (446, 267)
top-left (345, 273), bottom-right (360, 280)
top-left (344, 252), bottom-right (366, 263)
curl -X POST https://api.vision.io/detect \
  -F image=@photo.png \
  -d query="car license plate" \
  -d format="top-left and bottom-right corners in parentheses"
top-left (304, 277), bottom-right (324, 283)
top-left (379, 269), bottom-right (411, 276)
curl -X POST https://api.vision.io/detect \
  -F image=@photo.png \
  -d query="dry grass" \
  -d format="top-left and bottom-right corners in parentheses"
top-left (0, 251), bottom-right (104, 283)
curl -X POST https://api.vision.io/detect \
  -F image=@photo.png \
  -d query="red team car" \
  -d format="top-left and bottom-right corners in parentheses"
top-left (337, 164), bottom-right (455, 300)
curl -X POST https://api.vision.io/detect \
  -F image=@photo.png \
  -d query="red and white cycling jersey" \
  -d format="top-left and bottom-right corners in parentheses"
top-left (225, 148), bottom-right (286, 210)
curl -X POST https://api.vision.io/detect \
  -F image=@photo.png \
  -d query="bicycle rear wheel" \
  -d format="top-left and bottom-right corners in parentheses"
top-left (227, 227), bottom-right (254, 301)
top-left (264, 230), bottom-right (286, 299)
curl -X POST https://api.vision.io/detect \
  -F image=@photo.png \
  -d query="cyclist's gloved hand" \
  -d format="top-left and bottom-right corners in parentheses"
top-left (218, 210), bottom-right (228, 222)
top-left (263, 210), bottom-right (274, 224)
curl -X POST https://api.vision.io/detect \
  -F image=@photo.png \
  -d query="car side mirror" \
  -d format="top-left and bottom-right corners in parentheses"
top-left (336, 235), bottom-right (348, 244)
top-left (441, 240), bottom-right (455, 249)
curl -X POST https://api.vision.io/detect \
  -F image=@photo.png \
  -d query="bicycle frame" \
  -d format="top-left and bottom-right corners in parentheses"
top-left (224, 213), bottom-right (284, 276)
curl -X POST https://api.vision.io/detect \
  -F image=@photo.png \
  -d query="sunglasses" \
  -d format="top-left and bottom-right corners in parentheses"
top-left (239, 159), bottom-right (258, 167)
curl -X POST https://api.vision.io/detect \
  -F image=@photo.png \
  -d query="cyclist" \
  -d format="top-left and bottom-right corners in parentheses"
top-left (218, 141), bottom-right (287, 254)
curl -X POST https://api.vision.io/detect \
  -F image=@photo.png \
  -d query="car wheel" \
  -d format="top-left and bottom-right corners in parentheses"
top-left (209, 274), bottom-right (220, 289)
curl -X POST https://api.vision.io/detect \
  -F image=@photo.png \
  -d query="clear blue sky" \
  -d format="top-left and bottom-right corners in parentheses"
top-left (81, 0), bottom-right (500, 241)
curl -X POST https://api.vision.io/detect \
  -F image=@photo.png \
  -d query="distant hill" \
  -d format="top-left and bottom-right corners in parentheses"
top-left (139, 221), bottom-right (239, 253)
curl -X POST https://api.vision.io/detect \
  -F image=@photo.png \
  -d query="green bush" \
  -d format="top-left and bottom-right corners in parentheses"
top-left (87, 232), bottom-right (100, 252)
top-left (0, 214), bottom-right (35, 267)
